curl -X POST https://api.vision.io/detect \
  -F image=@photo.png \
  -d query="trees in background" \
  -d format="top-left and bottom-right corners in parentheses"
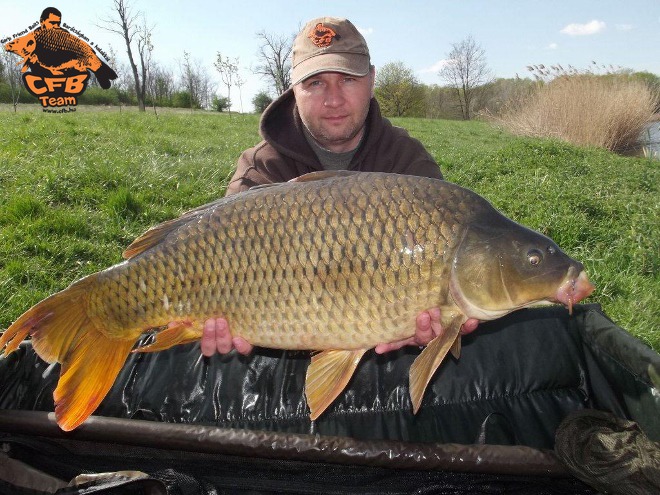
top-left (375, 62), bottom-right (424, 117)
top-left (214, 53), bottom-right (239, 116)
top-left (180, 51), bottom-right (215, 110)
top-left (374, 38), bottom-right (495, 120)
top-left (101, 0), bottom-right (153, 112)
top-left (439, 36), bottom-right (493, 120)
top-left (3, 10), bottom-right (659, 118)
top-left (253, 30), bottom-right (293, 96)
top-left (0, 49), bottom-right (25, 112)
top-left (252, 91), bottom-right (273, 113)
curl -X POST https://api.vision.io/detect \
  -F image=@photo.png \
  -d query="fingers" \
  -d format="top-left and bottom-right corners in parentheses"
top-left (200, 318), bottom-right (233, 356)
top-left (199, 318), bottom-right (255, 357)
top-left (197, 311), bottom-right (478, 359)
top-left (375, 308), bottom-right (442, 354)
top-left (414, 308), bottom-right (441, 346)
top-left (461, 318), bottom-right (479, 335)
top-left (374, 337), bottom-right (416, 354)
top-left (200, 319), bottom-right (216, 357)
top-left (232, 337), bottom-right (254, 356)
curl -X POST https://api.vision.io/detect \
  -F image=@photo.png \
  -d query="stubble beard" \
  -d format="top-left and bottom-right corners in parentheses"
top-left (302, 102), bottom-right (370, 152)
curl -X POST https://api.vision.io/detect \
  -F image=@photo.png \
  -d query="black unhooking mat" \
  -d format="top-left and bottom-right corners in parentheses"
top-left (0, 304), bottom-right (658, 494)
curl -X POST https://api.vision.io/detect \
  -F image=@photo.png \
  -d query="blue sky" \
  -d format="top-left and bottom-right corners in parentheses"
top-left (2, 1), bottom-right (658, 111)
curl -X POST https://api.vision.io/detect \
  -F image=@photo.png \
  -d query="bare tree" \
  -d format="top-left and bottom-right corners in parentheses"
top-left (179, 52), bottom-right (215, 110)
top-left (180, 51), bottom-right (197, 112)
top-left (1, 49), bottom-right (24, 112)
top-left (439, 36), bottom-right (492, 120)
top-left (253, 30), bottom-right (293, 95)
top-left (149, 63), bottom-right (175, 106)
top-left (137, 18), bottom-right (154, 112)
top-left (197, 67), bottom-right (215, 110)
top-left (214, 52), bottom-right (239, 116)
top-left (234, 73), bottom-right (246, 113)
top-left (100, 0), bottom-right (153, 111)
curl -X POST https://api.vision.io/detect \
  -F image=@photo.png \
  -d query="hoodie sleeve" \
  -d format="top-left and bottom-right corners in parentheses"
top-left (225, 142), bottom-right (291, 196)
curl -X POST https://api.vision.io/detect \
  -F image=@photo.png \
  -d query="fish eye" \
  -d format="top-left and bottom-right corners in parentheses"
top-left (527, 249), bottom-right (543, 266)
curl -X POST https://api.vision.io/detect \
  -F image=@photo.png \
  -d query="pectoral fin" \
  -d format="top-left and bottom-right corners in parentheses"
top-left (305, 349), bottom-right (367, 420)
top-left (409, 317), bottom-right (463, 414)
top-left (450, 334), bottom-right (462, 359)
top-left (132, 322), bottom-right (203, 353)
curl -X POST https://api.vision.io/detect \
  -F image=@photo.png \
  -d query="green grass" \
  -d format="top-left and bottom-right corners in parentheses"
top-left (1, 105), bottom-right (658, 352)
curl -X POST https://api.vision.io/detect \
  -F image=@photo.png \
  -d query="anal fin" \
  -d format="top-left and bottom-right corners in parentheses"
top-left (409, 316), bottom-right (463, 414)
top-left (55, 332), bottom-right (134, 431)
top-left (305, 349), bottom-right (367, 420)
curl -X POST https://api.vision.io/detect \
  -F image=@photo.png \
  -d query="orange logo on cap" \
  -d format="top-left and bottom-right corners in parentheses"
top-left (308, 23), bottom-right (338, 48)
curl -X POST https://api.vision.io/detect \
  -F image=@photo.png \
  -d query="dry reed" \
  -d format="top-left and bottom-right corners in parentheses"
top-left (496, 70), bottom-right (658, 153)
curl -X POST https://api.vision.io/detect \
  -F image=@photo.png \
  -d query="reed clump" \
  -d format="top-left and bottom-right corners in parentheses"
top-left (497, 64), bottom-right (658, 153)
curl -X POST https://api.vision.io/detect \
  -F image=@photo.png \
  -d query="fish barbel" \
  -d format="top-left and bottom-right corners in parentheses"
top-left (0, 171), bottom-right (594, 431)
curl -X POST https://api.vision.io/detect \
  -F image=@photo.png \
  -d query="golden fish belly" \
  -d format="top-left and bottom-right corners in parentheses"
top-left (92, 174), bottom-right (465, 349)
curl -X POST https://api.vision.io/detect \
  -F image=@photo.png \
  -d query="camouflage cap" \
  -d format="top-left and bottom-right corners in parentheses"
top-left (292, 17), bottom-right (371, 86)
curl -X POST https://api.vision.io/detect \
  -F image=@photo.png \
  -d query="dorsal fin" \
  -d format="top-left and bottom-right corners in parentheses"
top-left (122, 197), bottom-right (228, 259)
top-left (247, 182), bottom-right (286, 192)
top-left (290, 170), bottom-right (361, 183)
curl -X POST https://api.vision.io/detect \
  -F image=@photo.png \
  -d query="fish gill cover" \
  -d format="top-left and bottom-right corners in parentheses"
top-left (3, 6), bottom-right (118, 112)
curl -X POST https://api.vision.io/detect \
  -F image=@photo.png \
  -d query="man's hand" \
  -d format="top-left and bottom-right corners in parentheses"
top-left (197, 310), bottom-right (479, 357)
top-left (374, 308), bottom-right (479, 354)
top-left (200, 318), bottom-right (252, 357)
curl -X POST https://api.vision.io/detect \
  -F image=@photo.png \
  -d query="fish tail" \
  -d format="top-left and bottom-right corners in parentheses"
top-left (94, 61), bottom-right (118, 89)
top-left (0, 276), bottom-right (135, 431)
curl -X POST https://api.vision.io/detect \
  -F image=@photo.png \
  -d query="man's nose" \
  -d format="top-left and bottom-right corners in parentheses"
top-left (323, 83), bottom-right (345, 107)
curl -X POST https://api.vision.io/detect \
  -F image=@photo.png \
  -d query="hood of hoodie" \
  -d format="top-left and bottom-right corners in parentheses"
top-left (259, 88), bottom-right (386, 170)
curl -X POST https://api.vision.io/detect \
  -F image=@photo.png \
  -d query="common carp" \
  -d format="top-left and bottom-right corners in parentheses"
top-left (0, 171), bottom-right (594, 431)
top-left (4, 28), bottom-right (117, 89)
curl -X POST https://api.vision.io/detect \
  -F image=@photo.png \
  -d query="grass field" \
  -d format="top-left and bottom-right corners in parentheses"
top-left (1, 104), bottom-right (658, 351)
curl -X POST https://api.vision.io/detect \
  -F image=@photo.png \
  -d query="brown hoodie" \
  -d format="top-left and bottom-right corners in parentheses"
top-left (225, 89), bottom-right (442, 195)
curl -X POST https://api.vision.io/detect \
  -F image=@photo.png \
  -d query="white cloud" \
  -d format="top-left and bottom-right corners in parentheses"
top-left (357, 27), bottom-right (374, 36)
top-left (420, 59), bottom-right (452, 74)
top-left (547, 42), bottom-right (559, 50)
top-left (615, 24), bottom-right (633, 31)
top-left (560, 20), bottom-right (606, 36)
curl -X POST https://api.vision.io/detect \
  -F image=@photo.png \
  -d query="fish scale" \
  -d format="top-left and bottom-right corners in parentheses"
top-left (100, 173), bottom-right (438, 348)
top-left (0, 171), bottom-right (594, 430)
top-left (35, 28), bottom-right (93, 59)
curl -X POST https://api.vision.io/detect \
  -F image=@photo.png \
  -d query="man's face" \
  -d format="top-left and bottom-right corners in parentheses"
top-left (41, 14), bottom-right (61, 29)
top-left (293, 69), bottom-right (374, 153)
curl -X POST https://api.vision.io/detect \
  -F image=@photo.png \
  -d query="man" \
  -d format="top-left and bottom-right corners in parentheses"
top-left (197, 17), bottom-right (478, 356)
top-left (39, 7), bottom-right (63, 29)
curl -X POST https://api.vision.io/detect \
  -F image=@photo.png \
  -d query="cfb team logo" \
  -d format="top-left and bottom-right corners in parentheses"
top-left (3, 7), bottom-right (117, 112)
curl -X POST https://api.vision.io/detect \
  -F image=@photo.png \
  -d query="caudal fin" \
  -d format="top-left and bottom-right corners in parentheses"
top-left (94, 61), bottom-right (118, 89)
top-left (0, 276), bottom-right (135, 431)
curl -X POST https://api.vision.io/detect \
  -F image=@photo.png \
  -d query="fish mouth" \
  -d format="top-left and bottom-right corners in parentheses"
top-left (554, 270), bottom-right (595, 314)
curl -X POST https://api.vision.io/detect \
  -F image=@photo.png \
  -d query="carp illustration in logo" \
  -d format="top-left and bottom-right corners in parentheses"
top-left (4, 7), bottom-right (117, 111)
top-left (308, 23), bottom-right (339, 48)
